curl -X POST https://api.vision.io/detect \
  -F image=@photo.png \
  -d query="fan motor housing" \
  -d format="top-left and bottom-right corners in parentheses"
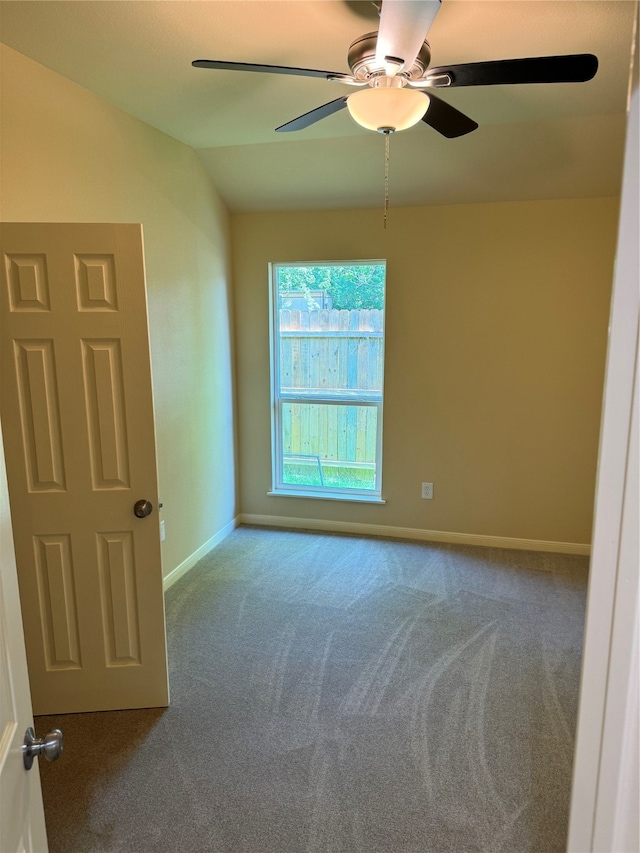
top-left (348, 32), bottom-right (431, 80)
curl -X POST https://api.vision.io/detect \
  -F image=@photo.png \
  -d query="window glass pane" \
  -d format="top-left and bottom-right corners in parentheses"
top-left (281, 402), bottom-right (377, 491)
top-left (277, 265), bottom-right (384, 398)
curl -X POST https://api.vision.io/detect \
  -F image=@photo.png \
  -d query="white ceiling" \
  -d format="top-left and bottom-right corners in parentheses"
top-left (0, 0), bottom-right (636, 211)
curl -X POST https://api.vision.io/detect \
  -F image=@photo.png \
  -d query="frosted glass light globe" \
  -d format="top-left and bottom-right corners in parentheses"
top-left (347, 87), bottom-right (429, 132)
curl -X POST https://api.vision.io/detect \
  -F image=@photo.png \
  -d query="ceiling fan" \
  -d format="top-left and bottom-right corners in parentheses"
top-left (192, 0), bottom-right (598, 139)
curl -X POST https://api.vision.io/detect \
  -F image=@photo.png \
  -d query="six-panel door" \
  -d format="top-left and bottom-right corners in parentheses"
top-left (0, 223), bottom-right (169, 714)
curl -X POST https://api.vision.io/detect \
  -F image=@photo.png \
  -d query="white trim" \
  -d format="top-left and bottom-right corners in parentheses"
top-left (162, 517), bottom-right (238, 592)
top-left (267, 490), bottom-right (386, 504)
top-left (269, 261), bottom-right (386, 500)
top-left (568, 14), bottom-right (639, 849)
top-left (593, 364), bottom-right (638, 852)
top-left (239, 514), bottom-right (590, 555)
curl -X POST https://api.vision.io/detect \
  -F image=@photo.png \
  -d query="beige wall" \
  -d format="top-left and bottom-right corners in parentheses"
top-left (0, 44), bottom-right (236, 578)
top-left (0, 43), bottom-right (620, 553)
top-left (232, 198), bottom-right (619, 545)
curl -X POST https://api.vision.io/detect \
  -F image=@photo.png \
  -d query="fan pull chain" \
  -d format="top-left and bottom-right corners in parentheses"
top-left (383, 131), bottom-right (390, 230)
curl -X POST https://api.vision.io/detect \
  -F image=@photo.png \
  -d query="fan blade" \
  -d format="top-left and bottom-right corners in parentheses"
top-left (192, 59), bottom-right (351, 81)
top-left (421, 93), bottom-right (478, 138)
top-left (275, 97), bottom-right (349, 132)
top-left (375, 0), bottom-right (441, 72)
top-left (428, 54), bottom-right (598, 87)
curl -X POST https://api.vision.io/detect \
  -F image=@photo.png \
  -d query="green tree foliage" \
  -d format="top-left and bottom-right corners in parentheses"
top-left (278, 264), bottom-right (385, 310)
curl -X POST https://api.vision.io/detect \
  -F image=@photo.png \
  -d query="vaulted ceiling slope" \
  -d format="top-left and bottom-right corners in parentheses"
top-left (0, 1), bottom-right (636, 211)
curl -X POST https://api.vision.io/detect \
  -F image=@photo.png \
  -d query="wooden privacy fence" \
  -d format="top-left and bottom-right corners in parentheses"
top-left (279, 308), bottom-right (383, 465)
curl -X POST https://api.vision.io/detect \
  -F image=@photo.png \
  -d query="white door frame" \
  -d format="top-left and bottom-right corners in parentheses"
top-left (567, 10), bottom-right (639, 852)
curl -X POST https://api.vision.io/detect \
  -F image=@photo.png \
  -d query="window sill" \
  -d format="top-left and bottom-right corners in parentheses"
top-left (267, 490), bottom-right (386, 505)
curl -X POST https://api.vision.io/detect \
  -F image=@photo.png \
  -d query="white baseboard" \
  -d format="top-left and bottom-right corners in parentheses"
top-left (161, 515), bottom-right (589, 592)
top-left (238, 514), bottom-right (590, 556)
top-left (163, 517), bottom-right (239, 592)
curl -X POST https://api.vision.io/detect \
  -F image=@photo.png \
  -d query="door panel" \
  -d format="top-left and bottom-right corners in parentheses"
top-left (0, 223), bottom-right (169, 714)
top-left (0, 422), bottom-right (49, 853)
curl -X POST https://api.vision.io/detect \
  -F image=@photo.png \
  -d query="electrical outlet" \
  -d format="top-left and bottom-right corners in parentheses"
top-left (421, 482), bottom-right (433, 500)
top-left (160, 520), bottom-right (166, 541)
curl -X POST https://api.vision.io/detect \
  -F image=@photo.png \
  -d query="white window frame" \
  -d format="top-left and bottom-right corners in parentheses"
top-left (268, 260), bottom-right (386, 503)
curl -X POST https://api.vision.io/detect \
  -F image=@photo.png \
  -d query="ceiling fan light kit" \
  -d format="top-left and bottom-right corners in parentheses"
top-left (347, 84), bottom-right (429, 133)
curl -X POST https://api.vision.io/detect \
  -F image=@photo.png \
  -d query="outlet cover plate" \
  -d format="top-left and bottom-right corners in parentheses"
top-left (421, 482), bottom-right (433, 499)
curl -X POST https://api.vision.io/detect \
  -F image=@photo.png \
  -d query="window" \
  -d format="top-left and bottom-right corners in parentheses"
top-left (269, 261), bottom-right (386, 501)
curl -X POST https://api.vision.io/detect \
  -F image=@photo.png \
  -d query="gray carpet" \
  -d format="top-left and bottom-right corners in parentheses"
top-left (37, 526), bottom-right (589, 852)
